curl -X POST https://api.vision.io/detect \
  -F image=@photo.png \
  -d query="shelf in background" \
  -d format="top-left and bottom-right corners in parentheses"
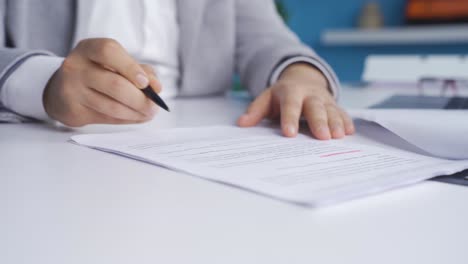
top-left (321, 24), bottom-right (468, 46)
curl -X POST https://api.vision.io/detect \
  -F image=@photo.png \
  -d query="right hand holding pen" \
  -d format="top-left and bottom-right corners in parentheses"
top-left (43, 38), bottom-right (162, 127)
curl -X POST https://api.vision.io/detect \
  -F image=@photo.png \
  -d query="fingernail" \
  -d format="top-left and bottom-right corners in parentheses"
top-left (136, 73), bottom-right (149, 88)
top-left (287, 125), bottom-right (297, 136)
top-left (317, 126), bottom-right (331, 139)
top-left (333, 127), bottom-right (344, 138)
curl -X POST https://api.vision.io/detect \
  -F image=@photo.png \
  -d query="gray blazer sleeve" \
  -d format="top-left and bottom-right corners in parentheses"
top-left (0, 1), bottom-right (52, 107)
top-left (0, 49), bottom-right (53, 91)
top-left (234, 0), bottom-right (339, 97)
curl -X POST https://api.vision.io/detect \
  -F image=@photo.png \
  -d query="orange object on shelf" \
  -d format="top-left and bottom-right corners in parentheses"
top-left (406, 0), bottom-right (468, 24)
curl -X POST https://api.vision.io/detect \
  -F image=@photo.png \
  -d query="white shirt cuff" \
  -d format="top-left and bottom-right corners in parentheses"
top-left (1, 56), bottom-right (64, 120)
top-left (269, 56), bottom-right (340, 100)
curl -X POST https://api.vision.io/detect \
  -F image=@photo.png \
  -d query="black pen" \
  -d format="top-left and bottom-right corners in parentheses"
top-left (142, 86), bottom-right (170, 112)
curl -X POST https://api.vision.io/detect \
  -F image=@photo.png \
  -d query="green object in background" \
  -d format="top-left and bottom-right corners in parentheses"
top-left (232, 76), bottom-right (244, 92)
top-left (232, 0), bottom-right (290, 93)
top-left (275, 0), bottom-right (289, 23)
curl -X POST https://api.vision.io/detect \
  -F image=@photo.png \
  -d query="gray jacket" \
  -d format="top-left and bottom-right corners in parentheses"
top-left (0, 0), bottom-right (338, 106)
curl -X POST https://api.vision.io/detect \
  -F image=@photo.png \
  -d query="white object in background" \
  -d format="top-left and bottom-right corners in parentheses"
top-left (424, 56), bottom-right (468, 80)
top-left (362, 55), bottom-right (468, 84)
top-left (321, 25), bottom-right (468, 46)
top-left (71, 126), bottom-right (468, 207)
top-left (351, 109), bottom-right (468, 160)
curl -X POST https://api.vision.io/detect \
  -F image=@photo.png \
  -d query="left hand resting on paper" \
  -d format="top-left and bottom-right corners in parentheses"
top-left (237, 63), bottom-right (355, 140)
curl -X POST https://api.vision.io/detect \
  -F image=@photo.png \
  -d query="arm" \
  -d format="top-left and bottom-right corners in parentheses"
top-left (0, 0), bottom-right (64, 121)
top-left (0, 41), bottom-right (161, 125)
top-left (0, 0), bottom-right (163, 126)
top-left (0, 54), bottom-right (64, 121)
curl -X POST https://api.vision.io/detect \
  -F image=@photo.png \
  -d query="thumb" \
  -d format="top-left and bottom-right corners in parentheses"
top-left (237, 89), bottom-right (272, 127)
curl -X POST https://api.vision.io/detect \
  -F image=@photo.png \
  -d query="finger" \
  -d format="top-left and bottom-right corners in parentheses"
top-left (140, 64), bottom-right (162, 93)
top-left (80, 87), bottom-right (151, 122)
top-left (340, 109), bottom-right (355, 135)
top-left (83, 66), bottom-right (158, 117)
top-left (303, 97), bottom-right (331, 140)
top-left (326, 104), bottom-right (345, 139)
top-left (86, 109), bottom-right (150, 125)
top-left (61, 106), bottom-right (144, 127)
top-left (280, 93), bottom-right (303, 137)
top-left (80, 38), bottom-right (150, 89)
top-left (267, 104), bottom-right (280, 120)
top-left (237, 89), bottom-right (272, 127)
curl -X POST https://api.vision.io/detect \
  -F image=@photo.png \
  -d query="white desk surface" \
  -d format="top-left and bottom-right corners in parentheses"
top-left (2, 87), bottom-right (468, 264)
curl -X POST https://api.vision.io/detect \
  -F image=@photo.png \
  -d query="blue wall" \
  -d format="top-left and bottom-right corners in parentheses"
top-left (283, 0), bottom-right (467, 82)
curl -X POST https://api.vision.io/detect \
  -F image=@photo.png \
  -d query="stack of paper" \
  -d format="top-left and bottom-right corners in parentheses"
top-left (71, 122), bottom-right (468, 207)
top-left (352, 109), bottom-right (468, 160)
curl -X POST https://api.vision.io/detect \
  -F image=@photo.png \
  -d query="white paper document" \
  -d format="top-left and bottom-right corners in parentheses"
top-left (351, 109), bottom-right (468, 160)
top-left (71, 126), bottom-right (468, 207)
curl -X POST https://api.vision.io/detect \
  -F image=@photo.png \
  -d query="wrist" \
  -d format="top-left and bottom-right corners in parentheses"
top-left (279, 62), bottom-right (329, 91)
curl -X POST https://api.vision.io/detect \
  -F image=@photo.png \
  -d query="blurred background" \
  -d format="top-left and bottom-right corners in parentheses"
top-left (278, 0), bottom-right (468, 83)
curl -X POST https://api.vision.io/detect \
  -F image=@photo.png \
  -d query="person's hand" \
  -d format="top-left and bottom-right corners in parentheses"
top-left (43, 38), bottom-right (162, 127)
top-left (237, 63), bottom-right (354, 140)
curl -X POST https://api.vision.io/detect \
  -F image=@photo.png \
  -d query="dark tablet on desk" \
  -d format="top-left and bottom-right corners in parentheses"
top-left (431, 170), bottom-right (468, 187)
top-left (370, 95), bottom-right (468, 110)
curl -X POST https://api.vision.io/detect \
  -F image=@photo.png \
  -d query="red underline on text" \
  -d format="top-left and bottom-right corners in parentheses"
top-left (320, 150), bottom-right (362, 158)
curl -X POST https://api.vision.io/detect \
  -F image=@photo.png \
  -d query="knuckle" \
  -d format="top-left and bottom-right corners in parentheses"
top-left (305, 96), bottom-right (325, 106)
top-left (109, 75), bottom-right (127, 89)
top-left (96, 38), bottom-right (120, 57)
